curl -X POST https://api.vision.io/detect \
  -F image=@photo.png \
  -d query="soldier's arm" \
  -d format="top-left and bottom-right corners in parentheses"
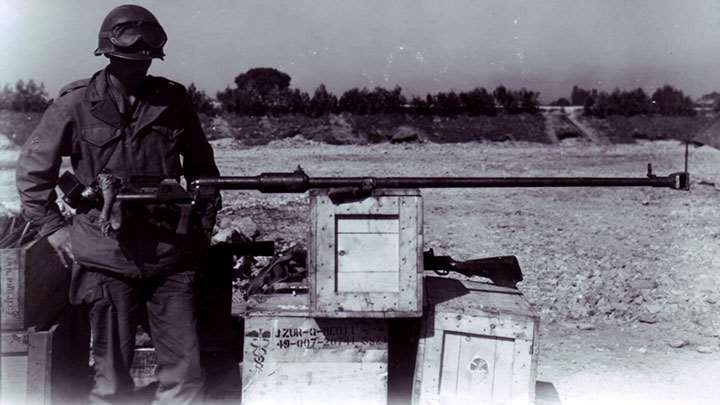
top-left (179, 91), bottom-right (222, 237)
top-left (15, 101), bottom-right (73, 237)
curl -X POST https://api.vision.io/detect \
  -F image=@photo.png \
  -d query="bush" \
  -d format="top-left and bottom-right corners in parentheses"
top-left (578, 84), bottom-right (694, 117)
top-left (0, 79), bottom-right (50, 112)
top-left (187, 83), bottom-right (216, 115)
top-left (493, 86), bottom-right (539, 114)
top-left (309, 84), bottom-right (338, 117)
top-left (651, 85), bottom-right (695, 116)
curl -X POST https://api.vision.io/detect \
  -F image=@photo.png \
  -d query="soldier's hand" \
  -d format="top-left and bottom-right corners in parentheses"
top-left (47, 226), bottom-right (75, 268)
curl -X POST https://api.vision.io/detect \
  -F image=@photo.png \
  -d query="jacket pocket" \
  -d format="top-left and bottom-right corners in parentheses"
top-left (80, 126), bottom-right (121, 148)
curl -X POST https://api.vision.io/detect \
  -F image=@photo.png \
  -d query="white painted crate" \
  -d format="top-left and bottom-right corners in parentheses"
top-left (1, 237), bottom-right (69, 331)
top-left (242, 308), bottom-right (389, 405)
top-left (0, 324), bottom-right (86, 404)
top-left (308, 189), bottom-right (423, 317)
top-left (413, 277), bottom-right (539, 405)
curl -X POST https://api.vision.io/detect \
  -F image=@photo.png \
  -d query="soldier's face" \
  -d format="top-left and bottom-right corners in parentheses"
top-left (108, 56), bottom-right (152, 83)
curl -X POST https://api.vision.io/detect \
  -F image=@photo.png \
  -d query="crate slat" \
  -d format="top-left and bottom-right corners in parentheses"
top-left (1, 237), bottom-right (69, 331)
top-left (242, 316), bottom-right (389, 405)
top-left (413, 277), bottom-right (539, 405)
top-left (308, 189), bottom-right (423, 317)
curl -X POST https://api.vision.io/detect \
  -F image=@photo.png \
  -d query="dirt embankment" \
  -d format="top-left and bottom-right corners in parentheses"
top-left (4, 109), bottom-right (718, 148)
top-left (203, 112), bottom-right (549, 144)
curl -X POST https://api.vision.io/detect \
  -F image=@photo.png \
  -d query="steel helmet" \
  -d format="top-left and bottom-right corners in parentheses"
top-left (94, 4), bottom-right (167, 60)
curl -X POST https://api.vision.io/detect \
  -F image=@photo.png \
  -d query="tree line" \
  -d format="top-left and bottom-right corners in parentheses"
top-left (551, 85), bottom-right (700, 117)
top-left (2, 68), bottom-right (718, 117)
top-left (208, 67), bottom-right (539, 116)
top-left (0, 79), bottom-right (50, 112)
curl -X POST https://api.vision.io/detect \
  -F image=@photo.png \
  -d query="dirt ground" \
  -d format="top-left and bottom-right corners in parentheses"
top-left (2, 135), bottom-right (719, 404)
top-left (210, 137), bottom-right (720, 405)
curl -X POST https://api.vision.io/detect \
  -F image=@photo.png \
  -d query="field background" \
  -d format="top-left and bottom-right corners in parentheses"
top-left (2, 110), bottom-right (720, 404)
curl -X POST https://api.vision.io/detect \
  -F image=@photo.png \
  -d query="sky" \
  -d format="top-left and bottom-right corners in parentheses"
top-left (2, 0), bottom-right (720, 102)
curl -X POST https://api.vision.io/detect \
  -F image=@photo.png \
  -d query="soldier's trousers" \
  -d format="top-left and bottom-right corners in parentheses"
top-left (71, 267), bottom-right (205, 404)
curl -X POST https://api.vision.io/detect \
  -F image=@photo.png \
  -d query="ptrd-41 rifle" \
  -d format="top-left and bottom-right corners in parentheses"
top-left (59, 165), bottom-right (689, 235)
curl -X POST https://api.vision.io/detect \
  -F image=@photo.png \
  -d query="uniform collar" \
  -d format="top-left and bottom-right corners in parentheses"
top-left (85, 68), bottom-right (169, 133)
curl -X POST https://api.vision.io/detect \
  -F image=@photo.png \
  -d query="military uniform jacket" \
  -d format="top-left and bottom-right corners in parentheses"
top-left (16, 68), bottom-right (221, 276)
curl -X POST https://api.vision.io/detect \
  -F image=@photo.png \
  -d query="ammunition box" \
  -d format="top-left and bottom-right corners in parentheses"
top-left (308, 189), bottom-right (423, 318)
top-left (413, 277), bottom-right (539, 405)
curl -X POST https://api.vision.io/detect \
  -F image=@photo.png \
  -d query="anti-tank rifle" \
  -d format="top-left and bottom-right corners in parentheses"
top-left (59, 166), bottom-right (689, 287)
top-left (112, 165), bottom-right (689, 204)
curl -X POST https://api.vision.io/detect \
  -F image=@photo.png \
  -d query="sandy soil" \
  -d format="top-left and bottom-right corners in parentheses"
top-left (210, 137), bottom-right (720, 405)
top-left (2, 136), bottom-right (719, 404)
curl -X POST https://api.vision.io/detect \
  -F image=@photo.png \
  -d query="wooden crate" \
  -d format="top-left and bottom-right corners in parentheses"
top-left (413, 277), bottom-right (539, 405)
top-left (308, 189), bottom-right (423, 317)
top-left (1, 318), bottom-right (90, 405)
top-left (241, 299), bottom-right (389, 405)
top-left (1, 237), bottom-right (70, 331)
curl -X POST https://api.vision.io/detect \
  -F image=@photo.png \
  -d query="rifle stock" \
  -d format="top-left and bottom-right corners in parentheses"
top-left (424, 249), bottom-right (523, 288)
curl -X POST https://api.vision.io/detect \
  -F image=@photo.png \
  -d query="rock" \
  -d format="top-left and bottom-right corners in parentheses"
top-left (212, 228), bottom-right (245, 244)
top-left (668, 339), bottom-right (689, 349)
top-left (390, 126), bottom-right (423, 143)
top-left (638, 315), bottom-right (658, 324)
top-left (209, 115), bottom-right (232, 139)
top-left (629, 279), bottom-right (659, 290)
top-left (576, 323), bottom-right (596, 331)
top-left (705, 297), bottom-right (717, 305)
top-left (696, 346), bottom-right (715, 354)
top-left (228, 217), bottom-right (260, 239)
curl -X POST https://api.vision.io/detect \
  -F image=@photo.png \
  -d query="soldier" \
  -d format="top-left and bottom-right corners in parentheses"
top-left (15, 4), bottom-right (220, 403)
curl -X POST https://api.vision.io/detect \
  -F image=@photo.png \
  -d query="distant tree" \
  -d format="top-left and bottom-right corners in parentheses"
top-left (234, 67), bottom-right (291, 97)
top-left (571, 86), bottom-right (592, 106)
top-left (433, 91), bottom-right (462, 116)
top-left (409, 95), bottom-right (430, 115)
top-left (339, 87), bottom-right (372, 114)
top-left (698, 91), bottom-right (720, 111)
top-left (460, 87), bottom-right (496, 115)
top-left (187, 83), bottom-right (216, 115)
top-left (493, 85), bottom-right (538, 113)
top-left (309, 84), bottom-right (338, 116)
top-left (0, 79), bottom-right (50, 112)
top-left (364, 86), bottom-right (406, 114)
top-left (651, 85), bottom-right (695, 116)
top-left (0, 84), bottom-right (12, 110)
top-left (550, 97), bottom-right (571, 107)
top-left (517, 88), bottom-right (540, 113)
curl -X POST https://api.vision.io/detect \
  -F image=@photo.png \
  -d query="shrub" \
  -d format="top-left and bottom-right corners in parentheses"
top-left (0, 79), bottom-right (50, 112)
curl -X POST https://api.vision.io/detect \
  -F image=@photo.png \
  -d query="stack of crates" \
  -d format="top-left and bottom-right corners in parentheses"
top-left (239, 189), bottom-right (423, 405)
top-left (1, 237), bottom-right (90, 404)
top-left (238, 189), bottom-right (539, 405)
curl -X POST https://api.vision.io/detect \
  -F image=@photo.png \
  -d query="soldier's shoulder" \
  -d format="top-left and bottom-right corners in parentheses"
top-left (146, 75), bottom-right (188, 95)
top-left (58, 79), bottom-right (90, 98)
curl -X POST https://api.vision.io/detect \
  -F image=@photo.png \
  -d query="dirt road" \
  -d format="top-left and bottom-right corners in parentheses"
top-left (2, 136), bottom-right (719, 404)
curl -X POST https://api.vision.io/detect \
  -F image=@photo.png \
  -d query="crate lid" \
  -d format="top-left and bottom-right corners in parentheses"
top-left (309, 188), bottom-right (421, 197)
top-left (424, 276), bottom-right (537, 319)
top-left (232, 293), bottom-right (311, 317)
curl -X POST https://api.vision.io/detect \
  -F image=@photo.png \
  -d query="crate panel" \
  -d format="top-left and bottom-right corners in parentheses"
top-left (309, 189), bottom-right (422, 317)
top-left (337, 217), bottom-right (398, 233)
top-left (1, 355), bottom-right (28, 404)
top-left (242, 316), bottom-right (388, 405)
top-left (439, 331), bottom-right (516, 403)
top-left (0, 249), bottom-right (25, 330)
top-left (1, 237), bottom-right (69, 331)
top-left (337, 272), bottom-right (399, 292)
top-left (413, 277), bottom-right (538, 405)
top-left (337, 233), bottom-right (399, 273)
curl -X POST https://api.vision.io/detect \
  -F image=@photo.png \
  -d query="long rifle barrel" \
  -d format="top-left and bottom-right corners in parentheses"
top-left (115, 169), bottom-right (689, 202)
top-left (191, 170), bottom-right (689, 192)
